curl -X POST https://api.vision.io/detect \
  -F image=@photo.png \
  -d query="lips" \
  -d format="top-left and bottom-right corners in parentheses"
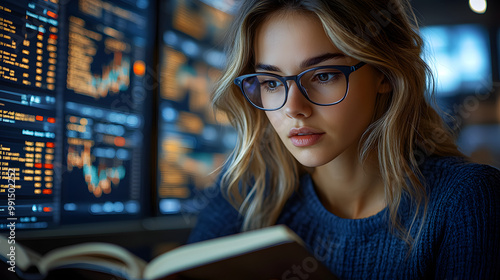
top-left (288, 127), bottom-right (325, 147)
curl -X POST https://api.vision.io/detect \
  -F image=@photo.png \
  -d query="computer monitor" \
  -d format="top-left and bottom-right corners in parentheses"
top-left (0, 0), bottom-right (156, 231)
top-left (155, 0), bottom-right (236, 217)
top-left (420, 24), bottom-right (492, 97)
top-left (60, 0), bottom-right (155, 225)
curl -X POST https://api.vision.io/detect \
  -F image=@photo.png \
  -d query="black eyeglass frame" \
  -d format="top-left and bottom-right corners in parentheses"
top-left (233, 61), bottom-right (367, 111)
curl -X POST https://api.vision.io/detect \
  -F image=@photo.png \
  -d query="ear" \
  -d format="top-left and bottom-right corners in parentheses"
top-left (377, 74), bottom-right (392, 94)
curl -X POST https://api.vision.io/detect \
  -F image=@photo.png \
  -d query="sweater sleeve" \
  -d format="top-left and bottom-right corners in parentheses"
top-left (435, 165), bottom-right (500, 279)
top-left (187, 182), bottom-right (243, 244)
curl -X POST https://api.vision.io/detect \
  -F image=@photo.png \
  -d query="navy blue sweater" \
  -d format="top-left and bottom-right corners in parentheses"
top-left (188, 156), bottom-right (500, 279)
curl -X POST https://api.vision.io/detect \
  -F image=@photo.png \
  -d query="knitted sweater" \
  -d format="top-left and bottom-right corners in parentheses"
top-left (188, 156), bottom-right (500, 279)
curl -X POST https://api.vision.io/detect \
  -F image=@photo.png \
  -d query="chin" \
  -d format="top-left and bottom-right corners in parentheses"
top-left (295, 155), bottom-right (335, 168)
top-left (289, 146), bottom-right (345, 168)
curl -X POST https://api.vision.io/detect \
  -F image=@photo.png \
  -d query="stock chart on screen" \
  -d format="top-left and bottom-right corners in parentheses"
top-left (0, 0), bottom-right (155, 230)
top-left (0, 0), bottom-right (61, 229)
top-left (60, 0), bottom-right (153, 224)
top-left (0, 0), bottom-right (239, 234)
top-left (156, 0), bottom-right (236, 215)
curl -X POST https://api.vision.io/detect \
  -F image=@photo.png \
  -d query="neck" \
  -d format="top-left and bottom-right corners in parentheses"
top-left (311, 147), bottom-right (386, 219)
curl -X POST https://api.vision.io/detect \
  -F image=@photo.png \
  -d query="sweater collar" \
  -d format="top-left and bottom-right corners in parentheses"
top-left (299, 174), bottom-right (390, 235)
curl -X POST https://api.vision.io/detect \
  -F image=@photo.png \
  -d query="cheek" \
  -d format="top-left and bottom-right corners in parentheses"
top-left (265, 111), bottom-right (284, 133)
top-left (264, 111), bottom-right (293, 145)
top-left (326, 85), bottom-right (379, 130)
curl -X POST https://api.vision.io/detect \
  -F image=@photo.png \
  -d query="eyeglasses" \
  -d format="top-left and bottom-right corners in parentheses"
top-left (234, 62), bottom-right (366, 111)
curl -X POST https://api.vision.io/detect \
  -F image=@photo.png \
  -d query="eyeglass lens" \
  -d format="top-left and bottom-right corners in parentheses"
top-left (241, 67), bottom-right (347, 110)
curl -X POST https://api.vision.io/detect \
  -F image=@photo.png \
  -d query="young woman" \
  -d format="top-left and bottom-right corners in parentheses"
top-left (188, 0), bottom-right (500, 278)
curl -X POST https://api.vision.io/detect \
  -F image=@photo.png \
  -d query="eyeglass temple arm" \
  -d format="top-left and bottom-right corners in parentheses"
top-left (351, 62), bottom-right (366, 72)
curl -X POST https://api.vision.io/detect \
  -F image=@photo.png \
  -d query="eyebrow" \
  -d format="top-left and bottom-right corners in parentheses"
top-left (255, 53), bottom-right (346, 72)
top-left (301, 53), bottom-right (345, 68)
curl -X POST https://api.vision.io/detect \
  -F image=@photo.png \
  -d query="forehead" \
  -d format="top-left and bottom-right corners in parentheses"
top-left (253, 11), bottom-right (345, 70)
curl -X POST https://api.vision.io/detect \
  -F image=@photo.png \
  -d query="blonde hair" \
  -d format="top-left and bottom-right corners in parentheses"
top-left (212, 0), bottom-right (463, 243)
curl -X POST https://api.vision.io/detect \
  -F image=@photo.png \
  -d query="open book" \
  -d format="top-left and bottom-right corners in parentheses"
top-left (1, 225), bottom-right (337, 280)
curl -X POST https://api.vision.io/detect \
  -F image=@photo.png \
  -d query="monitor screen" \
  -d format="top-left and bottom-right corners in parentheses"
top-left (0, 0), bottom-right (155, 231)
top-left (60, 0), bottom-right (154, 224)
top-left (156, 0), bottom-right (236, 216)
top-left (420, 24), bottom-right (492, 97)
top-left (0, 0), bottom-right (61, 229)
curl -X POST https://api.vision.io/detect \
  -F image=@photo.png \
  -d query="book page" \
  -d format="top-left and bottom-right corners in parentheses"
top-left (144, 225), bottom-right (302, 279)
top-left (0, 234), bottom-right (41, 272)
top-left (38, 242), bottom-right (147, 278)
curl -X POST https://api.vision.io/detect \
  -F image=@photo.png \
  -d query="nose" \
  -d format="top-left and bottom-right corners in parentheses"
top-left (284, 81), bottom-right (312, 119)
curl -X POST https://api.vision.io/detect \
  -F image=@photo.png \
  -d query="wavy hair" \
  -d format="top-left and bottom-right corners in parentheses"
top-left (212, 0), bottom-right (463, 243)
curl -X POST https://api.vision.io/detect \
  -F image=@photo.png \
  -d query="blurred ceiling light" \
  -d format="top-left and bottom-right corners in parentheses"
top-left (469, 0), bottom-right (487, 14)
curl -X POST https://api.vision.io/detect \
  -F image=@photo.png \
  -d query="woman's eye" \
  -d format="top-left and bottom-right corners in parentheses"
top-left (316, 72), bottom-right (336, 82)
top-left (262, 80), bottom-right (281, 90)
top-left (267, 81), bottom-right (278, 88)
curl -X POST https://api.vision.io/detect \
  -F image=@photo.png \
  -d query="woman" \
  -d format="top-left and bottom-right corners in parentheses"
top-left (188, 0), bottom-right (500, 278)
